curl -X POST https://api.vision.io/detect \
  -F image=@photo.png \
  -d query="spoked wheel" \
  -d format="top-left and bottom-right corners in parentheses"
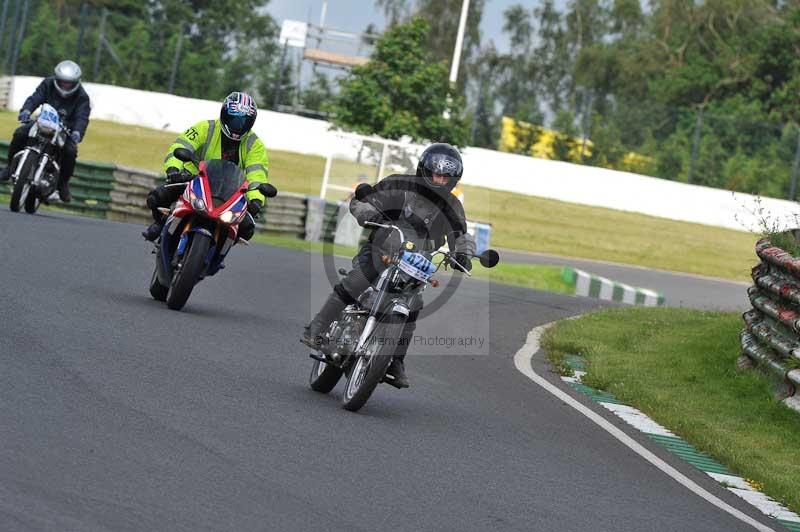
top-left (9, 153), bottom-right (36, 213)
top-left (24, 188), bottom-right (40, 214)
top-left (341, 315), bottom-right (404, 412)
top-left (149, 267), bottom-right (168, 301)
top-left (166, 233), bottom-right (211, 311)
top-left (309, 356), bottom-right (343, 393)
top-left (9, 178), bottom-right (30, 213)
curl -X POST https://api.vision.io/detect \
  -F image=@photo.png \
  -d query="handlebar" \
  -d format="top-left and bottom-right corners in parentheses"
top-left (431, 250), bottom-right (472, 277)
top-left (364, 220), bottom-right (406, 243)
top-left (363, 220), bottom-right (473, 278)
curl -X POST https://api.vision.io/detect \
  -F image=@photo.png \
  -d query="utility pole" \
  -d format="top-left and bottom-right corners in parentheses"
top-left (448, 0), bottom-right (470, 85)
top-left (272, 41), bottom-right (288, 110)
top-left (75, 2), bottom-right (89, 64)
top-left (4, 0), bottom-right (21, 73)
top-left (470, 79), bottom-right (485, 145)
top-left (789, 126), bottom-right (800, 201)
top-left (92, 8), bottom-right (108, 81)
top-left (9, 0), bottom-right (28, 76)
top-left (443, 0), bottom-right (469, 119)
top-left (0, 0), bottom-right (11, 67)
top-left (168, 30), bottom-right (184, 94)
top-left (687, 106), bottom-right (704, 184)
top-left (579, 91), bottom-right (594, 163)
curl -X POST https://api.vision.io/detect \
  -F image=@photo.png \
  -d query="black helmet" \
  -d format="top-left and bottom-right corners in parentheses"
top-left (220, 91), bottom-right (257, 141)
top-left (416, 143), bottom-right (463, 192)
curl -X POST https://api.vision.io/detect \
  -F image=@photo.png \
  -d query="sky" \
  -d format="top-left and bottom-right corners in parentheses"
top-left (264, 0), bottom-right (569, 103)
top-left (265, 0), bottom-right (554, 55)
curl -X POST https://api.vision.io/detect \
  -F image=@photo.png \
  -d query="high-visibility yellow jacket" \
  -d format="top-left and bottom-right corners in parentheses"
top-left (163, 119), bottom-right (270, 203)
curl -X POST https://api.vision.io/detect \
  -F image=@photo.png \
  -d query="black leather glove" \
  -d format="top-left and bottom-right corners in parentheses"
top-left (350, 200), bottom-right (383, 226)
top-left (451, 253), bottom-right (473, 272)
top-left (18, 109), bottom-right (31, 123)
top-left (248, 199), bottom-right (263, 219)
top-left (165, 167), bottom-right (182, 184)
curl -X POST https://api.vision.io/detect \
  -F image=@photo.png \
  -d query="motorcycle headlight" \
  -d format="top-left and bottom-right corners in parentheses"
top-left (220, 210), bottom-right (235, 224)
top-left (191, 198), bottom-right (206, 212)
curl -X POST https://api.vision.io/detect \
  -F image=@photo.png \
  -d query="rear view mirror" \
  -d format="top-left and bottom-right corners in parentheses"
top-left (354, 183), bottom-right (375, 201)
top-left (173, 147), bottom-right (197, 164)
top-left (479, 249), bottom-right (500, 268)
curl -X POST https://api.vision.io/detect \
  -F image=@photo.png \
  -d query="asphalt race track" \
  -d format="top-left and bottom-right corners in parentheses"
top-left (499, 249), bottom-right (750, 311)
top-left (0, 208), bottom-right (774, 532)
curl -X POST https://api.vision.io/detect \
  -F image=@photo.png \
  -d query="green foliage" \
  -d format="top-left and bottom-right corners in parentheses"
top-left (330, 17), bottom-right (469, 146)
top-left (551, 108), bottom-right (578, 162)
top-left (6, 0), bottom-right (281, 104)
top-left (478, 0), bottom-right (800, 200)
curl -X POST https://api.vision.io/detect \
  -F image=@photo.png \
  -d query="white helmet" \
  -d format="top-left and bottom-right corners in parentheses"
top-left (53, 60), bottom-right (82, 98)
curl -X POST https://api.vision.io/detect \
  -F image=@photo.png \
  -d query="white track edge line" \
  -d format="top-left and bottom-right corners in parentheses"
top-left (513, 322), bottom-right (775, 532)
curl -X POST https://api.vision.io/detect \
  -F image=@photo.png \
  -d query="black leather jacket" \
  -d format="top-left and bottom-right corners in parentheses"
top-left (22, 77), bottom-right (91, 137)
top-left (349, 174), bottom-right (476, 255)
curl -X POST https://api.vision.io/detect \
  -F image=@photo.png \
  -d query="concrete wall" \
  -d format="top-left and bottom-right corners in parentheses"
top-left (9, 76), bottom-right (799, 232)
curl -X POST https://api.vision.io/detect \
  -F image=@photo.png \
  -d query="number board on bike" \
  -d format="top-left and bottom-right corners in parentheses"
top-left (398, 251), bottom-right (435, 282)
top-left (38, 107), bottom-right (60, 131)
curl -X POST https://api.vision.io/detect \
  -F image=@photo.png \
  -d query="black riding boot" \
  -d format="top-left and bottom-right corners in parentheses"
top-left (384, 320), bottom-right (414, 388)
top-left (301, 292), bottom-right (348, 349)
top-left (57, 177), bottom-right (72, 203)
top-left (142, 222), bottom-right (164, 242)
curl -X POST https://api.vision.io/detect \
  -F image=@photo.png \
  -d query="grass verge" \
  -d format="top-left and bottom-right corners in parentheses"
top-left (252, 233), bottom-right (574, 294)
top-left (543, 307), bottom-right (800, 513)
top-left (1, 110), bottom-right (757, 280)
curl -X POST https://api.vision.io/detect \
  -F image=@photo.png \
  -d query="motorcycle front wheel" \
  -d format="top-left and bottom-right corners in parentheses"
top-left (9, 152), bottom-right (37, 213)
top-left (309, 356), bottom-right (343, 393)
top-left (24, 187), bottom-right (40, 214)
top-left (341, 315), bottom-right (404, 412)
top-left (149, 266), bottom-right (168, 302)
top-left (166, 232), bottom-right (212, 310)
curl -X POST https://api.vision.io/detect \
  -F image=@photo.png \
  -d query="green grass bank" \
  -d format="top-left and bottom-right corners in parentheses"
top-left (543, 307), bottom-right (800, 513)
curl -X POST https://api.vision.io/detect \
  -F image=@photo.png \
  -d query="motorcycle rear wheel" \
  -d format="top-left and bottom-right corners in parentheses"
top-left (341, 315), bottom-right (404, 412)
top-left (166, 233), bottom-right (211, 310)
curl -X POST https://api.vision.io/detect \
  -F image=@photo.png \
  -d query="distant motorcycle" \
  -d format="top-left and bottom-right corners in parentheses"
top-left (148, 148), bottom-right (277, 311)
top-left (8, 103), bottom-right (71, 213)
top-left (309, 183), bottom-right (500, 411)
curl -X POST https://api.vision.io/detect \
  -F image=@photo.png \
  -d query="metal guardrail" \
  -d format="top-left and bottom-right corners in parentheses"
top-left (0, 142), bottom-right (308, 234)
top-left (740, 236), bottom-right (800, 413)
top-left (1, 142), bottom-right (491, 247)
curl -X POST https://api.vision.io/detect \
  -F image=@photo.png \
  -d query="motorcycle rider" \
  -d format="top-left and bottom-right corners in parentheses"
top-left (0, 60), bottom-right (90, 202)
top-left (142, 91), bottom-right (269, 242)
top-left (302, 143), bottom-right (476, 388)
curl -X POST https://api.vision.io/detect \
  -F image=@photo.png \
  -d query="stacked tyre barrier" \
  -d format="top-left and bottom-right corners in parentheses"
top-left (740, 236), bottom-right (800, 413)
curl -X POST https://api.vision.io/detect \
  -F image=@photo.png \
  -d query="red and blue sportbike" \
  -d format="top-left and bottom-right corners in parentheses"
top-left (149, 148), bottom-right (277, 310)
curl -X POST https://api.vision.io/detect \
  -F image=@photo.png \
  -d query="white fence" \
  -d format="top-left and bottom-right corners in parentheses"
top-left (7, 76), bottom-right (799, 232)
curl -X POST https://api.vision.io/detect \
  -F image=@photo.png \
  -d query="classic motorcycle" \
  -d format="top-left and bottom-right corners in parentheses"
top-left (309, 183), bottom-right (500, 411)
top-left (8, 104), bottom-right (72, 213)
top-left (148, 147), bottom-right (277, 311)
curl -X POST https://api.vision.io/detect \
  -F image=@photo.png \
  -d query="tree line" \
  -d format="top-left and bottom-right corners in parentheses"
top-left (364, 0), bottom-right (800, 200)
top-left (5, 0), bottom-right (800, 200)
top-left (1, 0), bottom-right (287, 104)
